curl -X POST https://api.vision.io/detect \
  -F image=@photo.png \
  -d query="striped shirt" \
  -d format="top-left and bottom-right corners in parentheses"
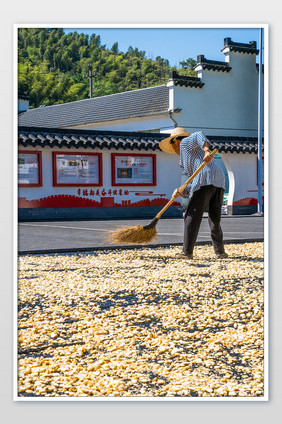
top-left (179, 131), bottom-right (225, 198)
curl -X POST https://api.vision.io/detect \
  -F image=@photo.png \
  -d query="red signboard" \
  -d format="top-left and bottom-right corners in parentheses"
top-left (18, 150), bottom-right (42, 187)
top-left (111, 153), bottom-right (156, 186)
top-left (53, 152), bottom-right (102, 187)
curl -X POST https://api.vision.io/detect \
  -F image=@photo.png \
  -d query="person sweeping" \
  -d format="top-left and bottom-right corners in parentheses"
top-left (107, 128), bottom-right (227, 248)
top-left (158, 127), bottom-right (228, 259)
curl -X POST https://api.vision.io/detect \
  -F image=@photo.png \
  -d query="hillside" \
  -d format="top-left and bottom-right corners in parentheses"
top-left (18, 28), bottom-right (197, 108)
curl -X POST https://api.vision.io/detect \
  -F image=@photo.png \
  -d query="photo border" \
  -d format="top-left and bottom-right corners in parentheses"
top-left (18, 150), bottom-right (43, 187)
top-left (52, 151), bottom-right (103, 187)
top-left (13, 22), bottom-right (269, 403)
top-left (111, 153), bottom-right (157, 186)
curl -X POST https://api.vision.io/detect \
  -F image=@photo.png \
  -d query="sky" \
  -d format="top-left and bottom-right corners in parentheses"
top-left (63, 26), bottom-right (263, 67)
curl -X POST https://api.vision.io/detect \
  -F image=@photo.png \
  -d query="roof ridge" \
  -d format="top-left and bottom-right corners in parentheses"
top-left (18, 125), bottom-right (165, 138)
top-left (26, 84), bottom-right (168, 111)
top-left (18, 128), bottom-right (263, 154)
top-left (221, 38), bottom-right (259, 55)
top-left (197, 55), bottom-right (229, 66)
top-left (195, 55), bottom-right (231, 73)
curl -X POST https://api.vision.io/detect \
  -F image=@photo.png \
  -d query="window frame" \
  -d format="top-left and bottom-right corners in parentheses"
top-left (52, 152), bottom-right (103, 187)
top-left (18, 150), bottom-right (43, 187)
top-left (111, 153), bottom-right (157, 187)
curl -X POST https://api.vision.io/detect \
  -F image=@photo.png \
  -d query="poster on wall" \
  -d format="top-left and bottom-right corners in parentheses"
top-left (53, 152), bottom-right (102, 186)
top-left (18, 151), bottom-right (42, 186)
top-left (112, 153), bottom-right (156, 186)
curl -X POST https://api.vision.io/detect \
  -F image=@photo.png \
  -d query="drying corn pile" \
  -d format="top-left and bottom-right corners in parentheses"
top-left (17, 242), bottom-right (264, 398)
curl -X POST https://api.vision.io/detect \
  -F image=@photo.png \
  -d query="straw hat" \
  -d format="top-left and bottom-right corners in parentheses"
top-left (159, 127), bottom-right (191, 154)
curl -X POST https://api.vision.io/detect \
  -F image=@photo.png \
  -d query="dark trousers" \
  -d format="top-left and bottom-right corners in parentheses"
top-left (183, 185), bottom-right (225, 255)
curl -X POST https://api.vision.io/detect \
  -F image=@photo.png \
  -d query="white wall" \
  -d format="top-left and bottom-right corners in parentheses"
top-left (18, 146), bottom-right (183, 206)
top-left (18, 145), bottom-right (262, 215)
top-left (220, 152), bottom-right (261, 208)
top-left (67, 113), bottom-right (172, 133)
top-left (173, 51), bottom-right (262, 137)
top-left (67, 50), bottom-right (262, 139)
top-left (20, 47), bottom-right (263, 214)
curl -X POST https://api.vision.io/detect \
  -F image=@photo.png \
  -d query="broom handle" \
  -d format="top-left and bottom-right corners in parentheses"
top-left (155, 148), bottom-right (218, 219)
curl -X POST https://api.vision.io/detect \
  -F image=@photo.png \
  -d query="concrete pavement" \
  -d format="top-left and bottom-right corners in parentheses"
top-left (18, 215), bottom-right (264, 254)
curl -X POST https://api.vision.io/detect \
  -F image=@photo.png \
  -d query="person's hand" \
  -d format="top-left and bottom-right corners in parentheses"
top-left (172, 188), bottom-right (181, 198)
top-left (203, 151), bottom-right (213, 163)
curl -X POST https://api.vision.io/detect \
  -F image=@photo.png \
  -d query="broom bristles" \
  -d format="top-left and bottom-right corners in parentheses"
top-left (107, 225), bottom-right (157, 244)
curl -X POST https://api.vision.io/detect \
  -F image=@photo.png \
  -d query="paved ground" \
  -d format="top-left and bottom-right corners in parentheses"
top-left (18, 215), bottom-right (264, 254)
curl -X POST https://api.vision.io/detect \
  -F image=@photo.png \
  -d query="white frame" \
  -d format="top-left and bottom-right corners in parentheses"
top-left (13, 23), bottom-right (269, 403)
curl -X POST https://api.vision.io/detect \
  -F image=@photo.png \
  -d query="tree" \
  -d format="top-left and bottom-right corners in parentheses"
top-left (18, 28), bottom-right (198, 108)
top-left (111, 42), bottom-right (119, 54)
top-left (179, 58), bottom-right (197, 77)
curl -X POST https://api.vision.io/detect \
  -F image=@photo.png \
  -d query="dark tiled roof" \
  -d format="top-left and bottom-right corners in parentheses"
top-left (18, 127), bottom-right (165, 151)
top-left (168, 71), bottom-right (204, 88)
top-left (196, 55), bottom-right (231, 72)
top-left (208, 135), bottom-right (262, 154)
top-left (18, 127), bottom-right (262, 154)
top-left (18, 85), bottom-right (169, 128)
top-left (222, 38), bottom-right (259, 55)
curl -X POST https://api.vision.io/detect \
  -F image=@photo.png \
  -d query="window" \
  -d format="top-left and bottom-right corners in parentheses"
top-left (111, 153), bottom-right (156, 186)
top-left (53, 152), bottom-right (102, 186)
top-left (18, 151), bottom-right (42, 187)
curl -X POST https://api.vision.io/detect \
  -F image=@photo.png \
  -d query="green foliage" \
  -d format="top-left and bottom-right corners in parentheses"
top-left (18, 28), bottom-right (197, 108)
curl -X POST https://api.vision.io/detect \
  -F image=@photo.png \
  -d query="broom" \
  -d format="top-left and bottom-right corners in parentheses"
top-left (107, 148), bottom-right (218, 244)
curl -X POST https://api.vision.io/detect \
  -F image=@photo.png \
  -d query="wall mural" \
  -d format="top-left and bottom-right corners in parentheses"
top-left (18, 189), bottom-right (181, 208)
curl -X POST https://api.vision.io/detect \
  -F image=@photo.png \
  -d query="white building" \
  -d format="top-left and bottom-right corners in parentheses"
top-left (18, 37), bottom-right (264, 220)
